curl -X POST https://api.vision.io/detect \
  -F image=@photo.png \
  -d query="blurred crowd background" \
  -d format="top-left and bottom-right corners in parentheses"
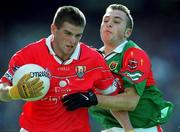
top-left (0, 0), bottom-right (179, 131)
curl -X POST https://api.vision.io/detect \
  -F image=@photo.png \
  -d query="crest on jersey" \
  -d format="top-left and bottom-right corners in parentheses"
top-left (109, 61), bottom-right (118, 71)
top-left (75, 66), bottom-right (86, 78)
top-left (128, 59), bottom-right (138, 70)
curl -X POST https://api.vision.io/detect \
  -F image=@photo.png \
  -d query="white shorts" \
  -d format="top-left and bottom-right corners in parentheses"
top-left (20, 128), bottom-right (28, 132)
top-left (101, 126), bottom-right (163, 132)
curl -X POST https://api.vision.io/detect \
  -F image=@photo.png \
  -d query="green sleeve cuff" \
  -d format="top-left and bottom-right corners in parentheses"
top-left (122, 76), bottom-right (146, 96)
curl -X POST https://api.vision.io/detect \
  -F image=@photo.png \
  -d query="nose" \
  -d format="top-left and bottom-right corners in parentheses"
top-left (107, 21), bottom-right (112, 28)
top-left (70, 36), bottom-right (76, 44)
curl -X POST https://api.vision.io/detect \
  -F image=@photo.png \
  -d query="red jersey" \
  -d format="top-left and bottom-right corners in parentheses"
top-left (0, 36), bottom-right (117, 132)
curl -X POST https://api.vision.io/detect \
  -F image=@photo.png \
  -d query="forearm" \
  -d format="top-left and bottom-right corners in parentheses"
top-left (110, 111), bottom-right (134, 131)
top-left (96, 88), bottom-right (140, 111)
top-left (0, 83), bottom-right (13, 102)
top-left (96, 94), bottom-right (132, 111)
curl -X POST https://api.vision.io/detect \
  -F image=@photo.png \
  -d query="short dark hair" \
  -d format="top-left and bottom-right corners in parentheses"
top-left (106, 4), bottom-right (134, 29)
top-left (53, 6), bottom-right (86, 29)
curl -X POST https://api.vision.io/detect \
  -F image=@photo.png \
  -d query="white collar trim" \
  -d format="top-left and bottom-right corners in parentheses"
top-left (45, 35), bottom-right (80, 64)
top-left (100, 40), bottom-right (128, 54)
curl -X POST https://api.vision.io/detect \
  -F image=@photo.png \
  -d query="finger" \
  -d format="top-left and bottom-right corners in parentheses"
top-left (29, 77), bottom-right (40, 86)
top-left (33, 86), bottom-right (44, 97)
top-left (33, 83), bottom-right (44, 93)
top-left (63, 99), bottom-right (75, 107)
top-left (66, 102), bottom-right (81, 111)
top-left (63, 97), bottom-right (78, 107)
top-left (34, 91), bottom-right (43, 97)
top-left (62, 93), bottom-right (80, 102)
top-left (61, 94), bottom-right (77, 103)
top-left (18, 73), bottom-right (30, 82)
top-left (61, 95), bottom-right (70, 102)
top-left (24, 73), bottom-right (32, 81)
top-left (31, 80), bottom-right (43, 89)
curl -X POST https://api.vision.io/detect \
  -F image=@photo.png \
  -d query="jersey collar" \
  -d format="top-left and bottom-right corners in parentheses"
top-left (113, 40), bottom-right (128, 53)
top-left (45, 35), bottom-right (80, 65)
top-left (99, 40), bottom-right (128, 54)
top-left (99, 40), bottom-right (128, 60)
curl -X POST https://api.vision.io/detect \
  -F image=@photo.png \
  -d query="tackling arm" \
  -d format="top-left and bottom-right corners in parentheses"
top-left (111, 110), bottom-right (134, 132)
top-left (96, 87), bottom-right (140, 111)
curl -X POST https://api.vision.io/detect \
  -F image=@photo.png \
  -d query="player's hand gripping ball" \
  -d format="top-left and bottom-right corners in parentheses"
top-left (11, 64), bottom-right (50, 101)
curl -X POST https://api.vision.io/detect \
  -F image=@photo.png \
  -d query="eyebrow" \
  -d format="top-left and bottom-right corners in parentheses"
top-left (104, 15), bottom-right (123, 20)
top-left (113, 16), bottom-right (123, 20)
top-left (64, 29), bottom-right (72, 34)
top-left (64, 29), bottom-right (83, 36)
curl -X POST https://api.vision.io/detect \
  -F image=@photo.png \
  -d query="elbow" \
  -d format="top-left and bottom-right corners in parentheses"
top-left (127, 98), bottom-right (139, 111)
top-left (128, 102), bottom-right (138, 111)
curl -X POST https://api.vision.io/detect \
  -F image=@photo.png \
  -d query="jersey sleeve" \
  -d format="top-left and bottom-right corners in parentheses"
top-left (120, 47), bottom-right (151, 96)
top-left (0, 50), bottom-right (28, 85)
top-left (93, 55), bottom-right (119, 95)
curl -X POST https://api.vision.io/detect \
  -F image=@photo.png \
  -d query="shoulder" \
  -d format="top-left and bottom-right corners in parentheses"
top-left (120, 44), bottom-right (152, 86)
top-left (22, 38), bottom-right (46, 51)
top-left (123, 47), bottom-right (151, 68)
top-left (123, 40), bottom-right (151, 64)
top-left (80, 43), bottom-right (103, 58)
top-left (80, 43), bottom-right (106, 64)
top-left (14, 38), bottom-right (46, 55)
top-left (10, 38), bottom-right (46, 62)
top-left (125, 47), bottom-right (149, 58)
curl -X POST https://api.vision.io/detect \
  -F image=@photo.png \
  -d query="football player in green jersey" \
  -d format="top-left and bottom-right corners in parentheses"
top-left (62, 4), bottom-right (174, 132)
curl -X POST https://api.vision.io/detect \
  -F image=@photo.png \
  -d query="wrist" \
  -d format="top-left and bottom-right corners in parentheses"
top-left (88, 90), bottom-right (98, 105)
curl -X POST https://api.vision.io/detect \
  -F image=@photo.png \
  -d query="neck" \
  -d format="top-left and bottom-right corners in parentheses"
top-left (103, 39), bottom-right (126, 55)
top-left (104, 44), bottom-right (116, 55)
top-left (51, 41), bottom-right (70, 61)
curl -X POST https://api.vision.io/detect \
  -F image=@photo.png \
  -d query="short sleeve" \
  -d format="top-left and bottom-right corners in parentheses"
top-left (120, 47), bottom-right (151, 96)
top-left (94, 55), bottom-right (119, 95)
top-left (0, 50), bottom-right (26, 85)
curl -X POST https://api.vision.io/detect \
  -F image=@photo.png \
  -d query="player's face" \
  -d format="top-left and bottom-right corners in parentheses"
top-left (51, 22), bottom-right (84, 60)
top-left (100, 9), bottom-right (128, 45)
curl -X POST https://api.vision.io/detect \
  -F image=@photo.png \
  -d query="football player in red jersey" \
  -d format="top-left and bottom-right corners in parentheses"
top-left (0, 5), bottom-right (122, 132)
top-left (62, 4), bottom-right (174, 132)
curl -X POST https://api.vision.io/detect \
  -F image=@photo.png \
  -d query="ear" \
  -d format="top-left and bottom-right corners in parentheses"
top-left (51, 24), bottom-right (57, 35)
top-left (124, 28), bottom-right (132, 38)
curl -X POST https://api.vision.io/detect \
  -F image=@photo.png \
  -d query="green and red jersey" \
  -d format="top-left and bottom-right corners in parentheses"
top-left (90, 40), bottom-right (174, 128)
top-left (0, 35), bottom-right (118, 132)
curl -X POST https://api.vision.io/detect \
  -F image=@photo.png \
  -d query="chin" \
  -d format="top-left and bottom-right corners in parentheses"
top-left (103, 36), bottom-right (111, 42)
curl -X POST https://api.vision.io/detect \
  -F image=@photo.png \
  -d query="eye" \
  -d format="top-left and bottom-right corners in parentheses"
top-left (103, 19), bottom-right (109, 23)
top-left (75, 34), bottom-right (82, 39)
top-left (103, 20), bottom-right (108, 23)
top-left (64, 32), bottom-right (72, 35)
top-left (113, 19), bottom-right (121, 24)
top-left (103, 17), bottom-right (109, 23)
top-left (114, 21), bottom-right (120, 24)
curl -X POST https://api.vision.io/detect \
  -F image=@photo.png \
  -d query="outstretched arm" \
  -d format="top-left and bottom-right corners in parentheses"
top-left (61, 87), bottom-right (140, 111)
top-left (61, 89), bottom-right (137, 131)
top-left (0, 74), bottom-right (44, 101)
